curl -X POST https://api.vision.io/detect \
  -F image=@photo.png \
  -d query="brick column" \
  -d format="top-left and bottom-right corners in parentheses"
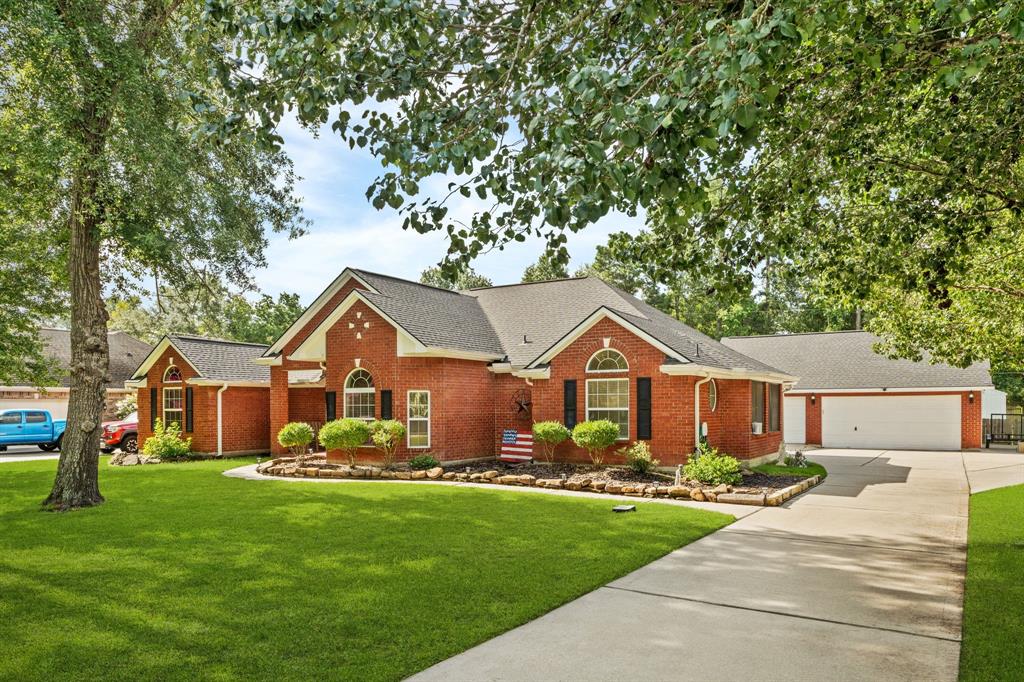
top-left (270, 365), bottom-right (290, 455)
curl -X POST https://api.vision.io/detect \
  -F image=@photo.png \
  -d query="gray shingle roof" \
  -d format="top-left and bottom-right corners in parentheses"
top-left (721, 331), bottom-right (994, 390)
top-left (466, 277), bottom-right (786, 374)
top-left (167, 335), bottom-right (271, 383)
top-left (351, 270), bottom-right (504, 356)
top-left (39, 328), bottom-right (151, 388)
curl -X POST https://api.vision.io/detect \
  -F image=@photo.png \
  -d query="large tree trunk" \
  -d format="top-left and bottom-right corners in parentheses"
top-left (43, 104), bottom-right (110, 511)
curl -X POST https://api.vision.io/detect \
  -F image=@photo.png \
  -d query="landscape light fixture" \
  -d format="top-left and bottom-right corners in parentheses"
top-left (612, 505), bottom-right (636, 513)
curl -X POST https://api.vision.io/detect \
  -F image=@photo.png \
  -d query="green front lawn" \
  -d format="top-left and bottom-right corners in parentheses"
top-left (0, 459), bottom-right (731, 681)
top-left (960, 483), bottom-right (1024, 681)
top-left (752, 460), bottom-right (827, 480)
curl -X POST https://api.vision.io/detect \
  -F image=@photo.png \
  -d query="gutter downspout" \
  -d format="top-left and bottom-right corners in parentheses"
top-left (694, 374), bottom-right (711, 449)
top-left (217, 383), bottom-right (228, 458)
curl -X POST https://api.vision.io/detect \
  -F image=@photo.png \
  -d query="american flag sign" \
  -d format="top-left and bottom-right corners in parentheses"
top-left (500, 429), bottom-right (534, 462)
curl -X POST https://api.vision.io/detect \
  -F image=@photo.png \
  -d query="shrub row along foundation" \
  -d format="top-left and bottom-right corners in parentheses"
top-left (256, 458), bottom-right (822, 507)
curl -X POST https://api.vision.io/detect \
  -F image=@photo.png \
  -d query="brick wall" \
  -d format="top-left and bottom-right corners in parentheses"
top-left (521, 317), bottom-right (781, 464)
top-left (136, 346), bottom-right (270, 455)
top-left (288, 386), bottom-right (326, 423)
top-left (962, 391), bottom-right (982, 449)
top-left (320, 299), bottom-right (494, 463)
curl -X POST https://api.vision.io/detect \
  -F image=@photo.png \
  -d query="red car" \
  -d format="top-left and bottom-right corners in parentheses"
top-left (101, 411), bottom-right (138, 454)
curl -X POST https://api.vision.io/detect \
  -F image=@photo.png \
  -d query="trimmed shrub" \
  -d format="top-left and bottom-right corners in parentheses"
top-left (408, 454), bottom-right (440, 470)
top-left (277, 422), bottom-right (314, 459)
top-left (532, 421), bottom-right (570, 464)
top-left (620, 440), bottom-right (659, 474)
top-left (370, 419), bottom-right (406, 469)
top-left (571, 420), bottom-right (620, 466)
top-left (142, 419), bottom-right (191, 461)
top-left (684, 442), bottom-right (742, 486)
top-left (318, 418), bottom-right (371, 466)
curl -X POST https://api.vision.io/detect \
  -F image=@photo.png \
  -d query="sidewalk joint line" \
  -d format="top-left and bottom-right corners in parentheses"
top-left (602, 585), bottom-right (961, 643)
top-left (720, 528), bottom-right (964, 557)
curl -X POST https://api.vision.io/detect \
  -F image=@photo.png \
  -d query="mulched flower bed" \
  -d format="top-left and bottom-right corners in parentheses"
top-left (257, 456), bottom-right (822, 507)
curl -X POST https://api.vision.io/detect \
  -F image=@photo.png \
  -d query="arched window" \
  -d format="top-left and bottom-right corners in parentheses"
top-left (163, 366), bottom-right (182, 382)
top-left (344, 368), bottom-right (375, 421)
top-left (586, 349), bottom-right (628, 373)
top-left (708, 379), bottom-right (718, 412)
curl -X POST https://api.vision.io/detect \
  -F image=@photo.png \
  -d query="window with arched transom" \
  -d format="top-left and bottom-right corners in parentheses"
top-left (586, 349), bottom-right (628, 373)
top-left (344, 368), bottom-right (375, 421)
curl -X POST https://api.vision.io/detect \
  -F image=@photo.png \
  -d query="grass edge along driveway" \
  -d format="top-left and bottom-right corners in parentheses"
top-left (0, 458), bottom-right (731, 682)
top-left (960, 483), bottom-right (1024, 681)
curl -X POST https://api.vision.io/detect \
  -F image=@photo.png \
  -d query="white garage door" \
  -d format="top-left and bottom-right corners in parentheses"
top-left (822, 395), bottom-right (961, 450)
top-left (784, 396), bottom-right (806, 443)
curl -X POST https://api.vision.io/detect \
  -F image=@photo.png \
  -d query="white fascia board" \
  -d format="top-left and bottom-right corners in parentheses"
top-left (288, 290), bottom-right (427, 362)
top-left (785, 386), bottom-right (990, 395)
top-left (513, 367), bottom-right (551, 380)
top-left (187, 379), bottom-right (270, 388)
top-left (252, 356), bottom-right (282, 366)
top-left (128, 337), bottom-right (203, 381)
top-left (659, 363), bottom-right (798, 384)
top-left (403, 346), bottom-right (505, 362)
top-left (488, 362), bottom-right (514, 374)
top-left (263, 269), bottom-right (379, 358)
top-left (528, 308), bottom-right (689, 369)
top-left (123, 379), bottom-right (147, 389)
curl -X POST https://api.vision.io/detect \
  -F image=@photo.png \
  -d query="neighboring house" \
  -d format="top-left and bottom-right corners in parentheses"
top-left (127, 268), bottom-right (795, 464)
top-left (722, 331), bottom-right (997, 450)
top-left (1, 328), bottom-right (150, 420)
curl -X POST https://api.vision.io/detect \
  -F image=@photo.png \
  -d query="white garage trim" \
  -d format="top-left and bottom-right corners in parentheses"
top-left (784, 396), bottom-right (806, 444)
top-left (822, 395), bottom-right (961, 451)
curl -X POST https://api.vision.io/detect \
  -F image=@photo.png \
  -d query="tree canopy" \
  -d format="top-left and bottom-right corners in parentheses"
top-left (522, 251), bottom-right (570, 283)
top-left (420, 266), bottom-right (492, 290)
top-left (203, 0), bottom-right (1024, 366)
top-left (2, 0), bottom-right (304, 508)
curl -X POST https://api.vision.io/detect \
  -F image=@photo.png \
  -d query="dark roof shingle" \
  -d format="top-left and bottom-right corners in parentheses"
top-left (167, 335), bottom-right (270, 383)
top-left (721, 331), bottom-right (994, 390)
top-left (40, 328), bottom-right (151, 388)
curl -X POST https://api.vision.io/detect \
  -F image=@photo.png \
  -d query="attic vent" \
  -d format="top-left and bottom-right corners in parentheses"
top-left (521, 335), bottom-right (531, 345)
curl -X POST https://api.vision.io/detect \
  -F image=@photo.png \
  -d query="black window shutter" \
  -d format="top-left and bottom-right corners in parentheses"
top-left (637, 377), bottom-right (652, 440)
top-left (380, 390), bottom-right (393, 420)
top-left (149, 387), bottom-right (157, 429)
top-left (184, 387), bottom-right (194, 432)
top-left (563, 380), bottom-right (578, 429)
top-left (325, 391), bottom-right (336, 421)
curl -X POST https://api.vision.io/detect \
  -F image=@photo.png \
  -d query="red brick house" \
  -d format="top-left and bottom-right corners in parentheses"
top-left (722, 331), bottom-right (994, 450)
top-left (128, 269), bottom-right (795, 464)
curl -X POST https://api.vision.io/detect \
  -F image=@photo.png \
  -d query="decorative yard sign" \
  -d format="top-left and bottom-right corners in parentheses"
top-left (500, 429), bottom-right (534, 462)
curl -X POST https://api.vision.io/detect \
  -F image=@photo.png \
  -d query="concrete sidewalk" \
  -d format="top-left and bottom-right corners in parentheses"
top-left (962, 450), bottom-right (1024, 493)
top-left (410, 449), bottom-right (972, 682)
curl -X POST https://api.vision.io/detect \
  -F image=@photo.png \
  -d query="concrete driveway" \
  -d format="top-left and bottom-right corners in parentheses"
top-left (411, 449), bottom-right (975, 682)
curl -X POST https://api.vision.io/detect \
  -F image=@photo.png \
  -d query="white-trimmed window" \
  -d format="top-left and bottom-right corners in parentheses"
top-left (407, 391), bottom-right (430, 448)
top-left (708, 379), bottom-right (718, 412)
top-left (586, 348), bottom-right (628, 373)
top-left (163, 387), bottom-right (183, 428)
top-left (163, 365), bottom-right (182, 383)
top-left (586, 378), bottom-right (629, 440)
top-left (344, 368), bottom-right (375, 421)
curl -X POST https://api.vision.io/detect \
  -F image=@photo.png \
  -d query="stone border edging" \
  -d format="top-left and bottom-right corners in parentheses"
top-left (251, 459), bottom-right (823, 507)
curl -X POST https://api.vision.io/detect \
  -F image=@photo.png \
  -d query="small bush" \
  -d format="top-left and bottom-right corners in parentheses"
top-left (571, 420), bottom-right (620, 466)
top-left (684, 442), bottom-right (742, 486)
top-left (142, 419), bottom-right (191, 461)
top-left (277, 422), bottom-right (314, 459)
top-left (532, 421), bottom-right (570, 464)
top-left (784, 451), bottom-right (808, 468)
top-left (318, 418), bottom-right (371, 466)
top-left (408, 454), bottom-right (439, 470)
top-left (620, 441), bottom-right (659, 474)
top-left (370, 419), bottom-right (406, 469)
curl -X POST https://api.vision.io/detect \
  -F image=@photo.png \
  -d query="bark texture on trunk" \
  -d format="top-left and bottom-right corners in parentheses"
top-left (43, 102), bottom-right (110, 511)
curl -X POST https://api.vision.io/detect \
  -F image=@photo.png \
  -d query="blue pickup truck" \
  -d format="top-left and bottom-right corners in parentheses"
top-left (0, 410), bottom-right (66, 452)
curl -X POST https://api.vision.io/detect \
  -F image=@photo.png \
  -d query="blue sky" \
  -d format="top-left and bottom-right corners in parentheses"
top-left (252, 114), bottom-right (644, 304)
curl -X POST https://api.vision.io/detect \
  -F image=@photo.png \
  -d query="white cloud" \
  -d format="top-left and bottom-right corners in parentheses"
top-left (258, 112), bottom-right (648, 303)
